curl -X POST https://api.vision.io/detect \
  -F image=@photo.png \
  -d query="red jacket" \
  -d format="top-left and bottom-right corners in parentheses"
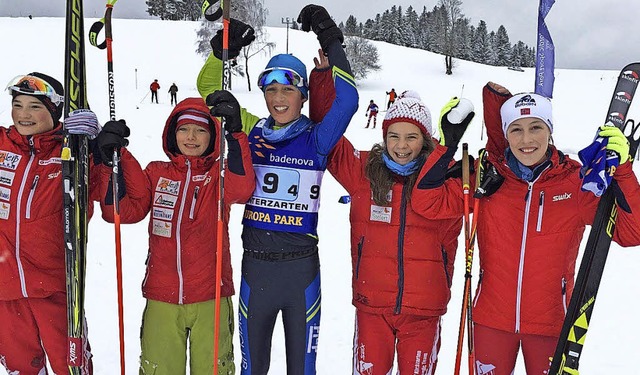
top-left (150, 81), bottom-right (160, 92)
top-left (99, 97), bottom-right (255, 304)
top-left (328, 137), bottom-right (462, 316)
top-left (0, 124), bottom-right (98, 301)
top-left (412, 85), bottom-right (640, 336)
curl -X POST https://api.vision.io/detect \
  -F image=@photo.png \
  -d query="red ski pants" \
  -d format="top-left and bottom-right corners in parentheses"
top-left (0, 292), bottom-right (92, 375)
top-left (352, 309), bottom-right (441, 375)
top-left (473, 323), bottom-right (555, 375)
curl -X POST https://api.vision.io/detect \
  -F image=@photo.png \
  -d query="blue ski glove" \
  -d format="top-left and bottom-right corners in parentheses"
top-left (64, 109), bottom-right (101, 139)
top-left (438, 97), bottom-right (475, 147)
top-left (599, 123), bottom-right (630, 164)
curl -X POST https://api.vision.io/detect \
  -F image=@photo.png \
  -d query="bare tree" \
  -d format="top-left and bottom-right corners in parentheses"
top-left (439, 0), bottom-right (463, 75)
top-left (344, 36), bottom-right (381, 81)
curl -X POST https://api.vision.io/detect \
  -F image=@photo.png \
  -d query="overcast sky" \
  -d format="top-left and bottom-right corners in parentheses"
top-left (1, 0), bottom-right (638, 70)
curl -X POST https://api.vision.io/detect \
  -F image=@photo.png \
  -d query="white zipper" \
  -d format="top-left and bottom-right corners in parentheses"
top-left (175, 160), bottom-right (192, 304)
top-left (536, 191), bottom-right (545, 232)
top-left (189, 186), bottom-right (200, 219)
top-left (25, 175), bottom-right (39, 219)
top-left (515, 181), bottom-right (534, 333)
top-left (15, 140), bottom-right (36, 297)
top-left (561, 277), bottom-right (568, 315)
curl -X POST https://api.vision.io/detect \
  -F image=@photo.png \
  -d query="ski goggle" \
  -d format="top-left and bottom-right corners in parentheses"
top-left (6, 75), bottom-right (64, 106)
top-left (257, 68), bottom-right (306, 90)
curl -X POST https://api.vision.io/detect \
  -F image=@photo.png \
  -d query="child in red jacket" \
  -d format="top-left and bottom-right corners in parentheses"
top-left (94, 97), bottom-right (255, 374)
top-left (411, 82), bottom-right (640, 375)
top-left (325, 91), bottom-right (473, 375)
top-left (0, 72), bottom-right (101, 374)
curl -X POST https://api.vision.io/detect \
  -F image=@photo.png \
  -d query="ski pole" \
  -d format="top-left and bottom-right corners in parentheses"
top-left (200, 0), bottom-right (228, 372)
top-left (89, 1), bottom-right (125, 374)
top-left (453, 144), bottom-right (471, 375)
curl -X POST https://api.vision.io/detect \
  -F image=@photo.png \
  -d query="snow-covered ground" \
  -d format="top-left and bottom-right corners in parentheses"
top-left (1, 16), bottom-right (638, 374)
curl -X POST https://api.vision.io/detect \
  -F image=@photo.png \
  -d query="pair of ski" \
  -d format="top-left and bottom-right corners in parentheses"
top-left (453, 63), bottom-right (640, 375)
top-left (62, 0), bottom-right (232, 373)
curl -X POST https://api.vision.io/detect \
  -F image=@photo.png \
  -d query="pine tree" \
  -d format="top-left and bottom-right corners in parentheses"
top-left (344, 15), bottom-right (359, 36)
top-left (401, 6), bottom-right (419, 48)
top-left (495, 25), bottom-right (512, 66)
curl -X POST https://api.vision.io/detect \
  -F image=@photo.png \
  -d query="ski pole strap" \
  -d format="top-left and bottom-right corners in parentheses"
top-left (89, 1), bottom-right (117, 49)
top-left (202, 0), bottom-right (222, 21)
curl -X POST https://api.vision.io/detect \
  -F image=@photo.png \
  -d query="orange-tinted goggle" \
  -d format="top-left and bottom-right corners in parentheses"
top-left (6, 75), bottom-right (64, 106)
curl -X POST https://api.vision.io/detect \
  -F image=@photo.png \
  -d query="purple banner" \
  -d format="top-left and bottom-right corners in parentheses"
top-left (534, 0), bottom-right (555, 98)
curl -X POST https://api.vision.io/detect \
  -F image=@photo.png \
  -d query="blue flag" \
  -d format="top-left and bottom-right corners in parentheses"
top-left (534, 0), bottom-right (555, 98)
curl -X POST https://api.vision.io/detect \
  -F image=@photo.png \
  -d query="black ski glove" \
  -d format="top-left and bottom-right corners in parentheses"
top-left (474, 161), bottom-right (504, 198)
top-left (95, 120), bottom-right (130, 166)
top-left (297, 4), bottom-right (343, 52)
top-left (206, 90), bottom-right (243, 133)
top-left (438, 97), bottom-right (475, 148)
top-left (210, 18), bottom-right (256, 60)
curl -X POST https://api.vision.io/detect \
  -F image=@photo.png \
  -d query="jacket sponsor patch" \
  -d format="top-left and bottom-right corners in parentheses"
top-left (155, 177), bottom-right (180, 195)
top-left (0, 150), bottom-right (21, 170)
top-left (152, 207), bottom-right (174, 221)
top-left (0, 170), bottom-right (15, 186)
top-left (154, 192), bottom-right (178, 209)
top-left (552, 192), bottom-right (572, 202)
top-left (192, 174), bottom-right (207, 182)
top-left (0, 186), bottom-right (10, 201)
top-left (38, 157), bottom-right (62, 165)
top-left (370, 205), bottom-right (392, 223)
top-left (152, 219), bottom-right (172, 238)
top-left (0, 201), bottom-right (9, 220)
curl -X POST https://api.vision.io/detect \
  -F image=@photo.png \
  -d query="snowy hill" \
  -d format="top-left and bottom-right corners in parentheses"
top-left (1, 17), bottom-right (638, 374)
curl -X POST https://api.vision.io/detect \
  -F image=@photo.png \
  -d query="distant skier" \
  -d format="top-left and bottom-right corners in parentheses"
top-left (364, 99), bottom-right (379, 128)
top-left (168, 82), bottom-right (178, 105)
top-left (386, 88), bottom-right (397, 109)
top-left (150, 79), bottom-right (160, 103)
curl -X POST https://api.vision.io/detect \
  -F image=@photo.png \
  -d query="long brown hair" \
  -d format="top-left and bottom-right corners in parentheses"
top-left (365, 137), bottom-right (435, 206)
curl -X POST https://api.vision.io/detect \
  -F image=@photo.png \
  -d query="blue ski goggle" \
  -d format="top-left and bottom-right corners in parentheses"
top-left (6, 75), bottom-right (64, 106)
top-left (257, 68), bottom-right (307, 90)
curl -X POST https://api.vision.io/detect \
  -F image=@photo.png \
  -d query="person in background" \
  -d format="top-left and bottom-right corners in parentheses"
top-left (169, 82), bottom-right (179, 106)
top-left (0, 72), bottom-right (101, 374)
top-left (365, 99), bottom-right (379, 129)
top-left (411, 82), bottom-right (640, 375)
top-left (150, 79), bottom-right (160, 104)
top-left (386, 88), bottom-right (397, 109)
top-left (93, 96), bottom-right (255, 375)
top-left (197, 4), bottom-right (358, 374)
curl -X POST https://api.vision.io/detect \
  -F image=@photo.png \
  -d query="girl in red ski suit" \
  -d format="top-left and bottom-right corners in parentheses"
top-left (309, 62), bottom-right (469, 373)
top-left (0, 73), bottom-right (102, 375)
top-left (411, 82), bottom-right (640, 375)
top-left (95, 97), bottom-right (255, 374)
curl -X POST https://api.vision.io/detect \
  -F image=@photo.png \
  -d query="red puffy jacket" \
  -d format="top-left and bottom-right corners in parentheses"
top-left (0, 124), bottom-right (98, 301)
top-left (327, 137), bottom-right (462, 316)
top-left (99, 97), bottom-right (255, 304)
top-left (412, 84), bottom-right (640, 336)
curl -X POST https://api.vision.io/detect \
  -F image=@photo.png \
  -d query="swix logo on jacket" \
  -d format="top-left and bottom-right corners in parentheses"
top-left (243, 119), bottom-right (325, 235)
top-left (0, 150), bottom-right (21, 170)
top-left (552, 192), bottom-right (572, 202)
